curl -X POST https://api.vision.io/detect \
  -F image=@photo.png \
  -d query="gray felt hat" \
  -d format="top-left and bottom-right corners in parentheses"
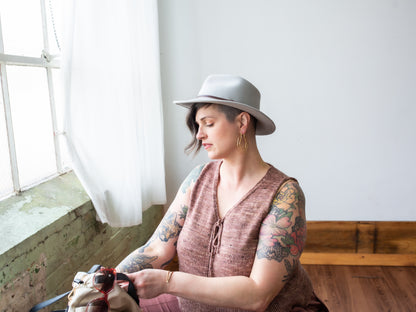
top-left (174, 74), bottom-right (276, 135)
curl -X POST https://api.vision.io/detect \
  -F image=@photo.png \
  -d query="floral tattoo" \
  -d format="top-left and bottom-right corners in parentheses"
top-left (256, 181), bottom-right (306, 279)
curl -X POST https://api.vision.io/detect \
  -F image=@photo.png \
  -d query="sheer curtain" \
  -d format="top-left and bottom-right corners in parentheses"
top-left (61, 0), bottom-right (166, 227)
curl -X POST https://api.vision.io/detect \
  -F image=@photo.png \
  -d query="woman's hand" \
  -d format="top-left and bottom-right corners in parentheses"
top-left (127, 269), bottom-right (168, 299)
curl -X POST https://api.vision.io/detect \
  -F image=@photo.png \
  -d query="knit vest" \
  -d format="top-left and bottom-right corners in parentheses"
top-left (176, 161), bottom-right (315, 311)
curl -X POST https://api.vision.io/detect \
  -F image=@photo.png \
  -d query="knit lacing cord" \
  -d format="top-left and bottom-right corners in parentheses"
top-left (208, 219), bottom-right (224, 276)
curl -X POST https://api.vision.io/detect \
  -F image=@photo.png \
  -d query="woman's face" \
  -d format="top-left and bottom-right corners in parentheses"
top-left (195, 105), bottom-right (240, 160)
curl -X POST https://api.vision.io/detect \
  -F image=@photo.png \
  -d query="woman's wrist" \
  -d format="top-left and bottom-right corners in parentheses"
top-left (166, 271), bottom-right (174, 283)
top-left (165, 270), bottom-right (174, 293)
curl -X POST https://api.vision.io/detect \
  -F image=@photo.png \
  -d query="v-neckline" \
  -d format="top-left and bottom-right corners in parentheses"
top-left (213, 161), bottom-right (272, 220)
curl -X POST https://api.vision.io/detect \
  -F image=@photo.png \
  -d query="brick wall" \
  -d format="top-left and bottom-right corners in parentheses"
top-left (0, 200), bottom-right (164, 312)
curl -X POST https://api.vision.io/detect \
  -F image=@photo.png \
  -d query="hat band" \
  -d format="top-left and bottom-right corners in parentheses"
top-left (198, 95), bottom-right (232, 101)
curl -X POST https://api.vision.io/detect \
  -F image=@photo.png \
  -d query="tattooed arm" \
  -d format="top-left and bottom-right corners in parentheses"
top-left (132, 180), bottom-right (306, 311)
top-left (249, 179), bottom-right (306, 307)
top-left (116, 164), bottom-right (204, 273)
top-left (115, 204), bottom-right (188, 272)
top-left (122, 176), bottom-right (306, 310)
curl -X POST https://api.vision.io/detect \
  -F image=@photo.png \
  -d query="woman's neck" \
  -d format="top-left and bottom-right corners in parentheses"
top-left (220, 147), bottom-right (270, 186)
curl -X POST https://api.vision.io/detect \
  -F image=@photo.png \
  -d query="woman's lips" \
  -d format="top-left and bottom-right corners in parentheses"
top-left (202, 143), bottom-right (212, 150)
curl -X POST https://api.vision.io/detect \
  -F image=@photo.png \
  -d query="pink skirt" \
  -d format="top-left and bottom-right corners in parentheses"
top-left (140, 294), bottom-right (181, 312)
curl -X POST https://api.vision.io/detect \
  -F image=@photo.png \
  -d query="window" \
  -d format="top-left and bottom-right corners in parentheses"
top-left (0, 0), bottom-right (69, 200)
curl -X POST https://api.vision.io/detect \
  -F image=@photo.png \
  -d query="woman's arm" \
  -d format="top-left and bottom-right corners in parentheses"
top-left (128, 180), bottom-right (306, 311)
top-left (115, 203), bottom-right (188, 272)
top-left (248, 179), bottom-right (306, 309)
top-left (116, 164), bottom-right (205, 273)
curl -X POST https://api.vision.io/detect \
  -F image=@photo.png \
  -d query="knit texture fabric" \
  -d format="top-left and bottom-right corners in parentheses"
top-left (176, 161), bottom-right (321, 311)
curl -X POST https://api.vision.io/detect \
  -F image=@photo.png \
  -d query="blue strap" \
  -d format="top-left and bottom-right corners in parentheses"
top-left (28, 265), bottom-right (101, 312)
top-left (28, 291), bottom-right (70, 312)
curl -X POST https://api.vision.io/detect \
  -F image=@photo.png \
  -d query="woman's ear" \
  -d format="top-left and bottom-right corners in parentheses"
top-left (237, 112), bottom-right (251, 134)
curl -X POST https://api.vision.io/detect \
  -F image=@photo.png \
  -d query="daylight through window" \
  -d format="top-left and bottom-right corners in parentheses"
top-left (0, 0), bottom-right (69, 199)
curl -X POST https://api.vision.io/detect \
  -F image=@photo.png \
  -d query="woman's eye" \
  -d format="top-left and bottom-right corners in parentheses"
top-left (206, 123), bottom-right (214, 127)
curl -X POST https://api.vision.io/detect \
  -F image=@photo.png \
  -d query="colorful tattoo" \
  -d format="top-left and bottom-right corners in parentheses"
top-left (256, 181), bottom-right (306, 279)
top-left (117, 206), bottom-right (188, 273)
top-left (257, 239), bottom-right (290, 262)
top-left (283, 259), bottom-right (297, 282)
top-left (180, 164), bottom-right (204, 194)
top-left (288, 216), bottom-right (306, 256)
top-left (117, 251), bottom-right (158, 273)
top-left (158, 205), bottom-right (188, 242)
top-left (138, 233), bottom-right (156, 253)
top-left (178, 205), bottom-right (189, 220)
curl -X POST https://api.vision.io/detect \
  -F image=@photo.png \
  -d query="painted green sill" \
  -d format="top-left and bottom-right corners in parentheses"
top-left (0, 171), bottom-right (90, 255)
top-left (0, 172), bottom-right (165, 310)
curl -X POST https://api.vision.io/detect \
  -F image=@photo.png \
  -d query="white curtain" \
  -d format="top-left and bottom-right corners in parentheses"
top-left (61, 0), bottom-right (166, 227)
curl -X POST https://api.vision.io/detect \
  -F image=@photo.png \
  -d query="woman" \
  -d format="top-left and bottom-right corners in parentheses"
top-left (116, 75), bottom-right (328, 311)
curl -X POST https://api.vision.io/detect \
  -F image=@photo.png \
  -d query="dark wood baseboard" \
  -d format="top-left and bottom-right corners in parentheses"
top-left (302, 221), bottom-right (416, 266)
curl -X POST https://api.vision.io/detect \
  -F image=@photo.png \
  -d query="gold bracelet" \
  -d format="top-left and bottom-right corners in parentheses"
top-left (166, 271), bottom-right (174, 284)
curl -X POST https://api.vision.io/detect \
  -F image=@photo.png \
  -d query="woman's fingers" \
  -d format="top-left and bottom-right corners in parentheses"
top-left (126, 269), bottom-right (167, 299)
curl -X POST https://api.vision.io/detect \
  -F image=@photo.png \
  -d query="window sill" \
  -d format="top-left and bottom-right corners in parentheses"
top-left (0, 172), bottom-right (165, 311)
top-left (0, 171), bottom-right (90, 255)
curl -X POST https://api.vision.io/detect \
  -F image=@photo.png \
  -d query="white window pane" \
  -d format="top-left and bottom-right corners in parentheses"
top-left (0, 84), bottom-right (13, 198)
top-left (1, 0), bottom-right (44, 57)
top-left (51, 68), bottom-right (70, 169)
top-left (51, 69), bottom-right (64, 130)
top-left (7, 66), bottom-right (56, 187)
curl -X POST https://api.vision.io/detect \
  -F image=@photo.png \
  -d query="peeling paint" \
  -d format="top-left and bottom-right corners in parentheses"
top-left (0, 171), bottom-right (164, 311)
top-left (0, 254), bottom-right (47, 312)
top-left (0, 202), bottom-right (74, 255)
top-left (0, 172), bottom-right (89, 255)
top-left (9, 195), bottom-right (32, 211)
top-left (68, 235), bottom-right (80, 247)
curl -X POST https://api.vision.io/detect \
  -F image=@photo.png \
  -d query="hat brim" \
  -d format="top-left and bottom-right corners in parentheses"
top-left (174, 96), bottom-right (276, 135)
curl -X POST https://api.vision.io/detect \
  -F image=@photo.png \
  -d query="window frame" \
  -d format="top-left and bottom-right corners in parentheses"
top-left (0, 0), bottom-right (66, 198)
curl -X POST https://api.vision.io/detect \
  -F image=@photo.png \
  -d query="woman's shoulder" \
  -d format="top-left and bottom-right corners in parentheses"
top-left (190, 160), bottom-right (221, 176)
top-left (265, 164), bottom-right (299, 187)
top-left (188, 163), bottom-right (207, 180)
top-left (179, 161), bottom-right (219, 194)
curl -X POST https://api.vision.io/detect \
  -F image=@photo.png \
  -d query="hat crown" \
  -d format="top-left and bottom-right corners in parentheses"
top-left (174, 74), bottom-right (276, 135)
top-left (198, 75), bottom-right (261, 110)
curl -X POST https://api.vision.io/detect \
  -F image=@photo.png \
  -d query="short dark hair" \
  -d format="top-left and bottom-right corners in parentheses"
top-left (185, 103), bottom-right (256, 155)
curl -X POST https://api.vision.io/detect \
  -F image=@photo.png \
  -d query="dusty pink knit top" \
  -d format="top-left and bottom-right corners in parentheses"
top-left (176, 161), bottom-right (316, 311)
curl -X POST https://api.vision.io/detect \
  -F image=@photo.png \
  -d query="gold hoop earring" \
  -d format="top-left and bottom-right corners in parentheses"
top-left (236, 133), bottom-right (248, 151)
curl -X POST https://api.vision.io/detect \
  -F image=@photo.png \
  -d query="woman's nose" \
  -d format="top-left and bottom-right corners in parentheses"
top-left (196, 127), bottom-right (206, 140)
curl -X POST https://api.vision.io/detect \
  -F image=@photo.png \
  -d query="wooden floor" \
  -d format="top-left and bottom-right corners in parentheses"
top-left (303, 265), bottom-right (416, 312)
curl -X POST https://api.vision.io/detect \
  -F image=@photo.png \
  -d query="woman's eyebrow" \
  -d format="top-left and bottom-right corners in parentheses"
top-left (196, 115), bottom-right (215, 124)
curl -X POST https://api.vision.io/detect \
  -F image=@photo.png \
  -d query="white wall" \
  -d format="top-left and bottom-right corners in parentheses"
top-left (158, 0), bottom-right (416, 221)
